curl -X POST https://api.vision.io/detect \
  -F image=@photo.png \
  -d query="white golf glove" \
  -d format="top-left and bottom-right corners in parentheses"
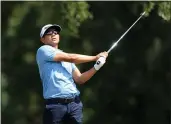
top-left (94, 56), bottom-right (106, 71)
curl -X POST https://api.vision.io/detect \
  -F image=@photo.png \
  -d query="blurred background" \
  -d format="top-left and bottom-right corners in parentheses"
top-left (1, 1), bottom-right (171, 124)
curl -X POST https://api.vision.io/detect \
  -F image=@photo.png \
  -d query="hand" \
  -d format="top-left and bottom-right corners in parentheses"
top-left (94, 56), bottom-right (106, 71)
top-left (96, 51), bottom-right (108, 60)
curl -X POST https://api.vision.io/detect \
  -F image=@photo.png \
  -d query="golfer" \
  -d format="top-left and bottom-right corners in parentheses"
top-left (36, 24), bottom-right (108, 124)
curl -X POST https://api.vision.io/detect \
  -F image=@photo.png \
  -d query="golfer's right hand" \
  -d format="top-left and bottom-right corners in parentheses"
top-left (96, 51), bottom-right (108, 60)
top-left (94, 56), bottom-right (106, 71)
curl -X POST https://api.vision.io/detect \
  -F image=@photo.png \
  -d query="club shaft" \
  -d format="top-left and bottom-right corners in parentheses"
top-left (107, 11), bottom-right (146, 53)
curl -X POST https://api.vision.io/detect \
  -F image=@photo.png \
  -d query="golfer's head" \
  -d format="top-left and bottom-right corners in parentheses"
top-left (40, 24), bottom-right (62, 46)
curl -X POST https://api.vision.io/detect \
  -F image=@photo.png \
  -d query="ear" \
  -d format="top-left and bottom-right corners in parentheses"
top-left (40, 37), bottom-right (45, 44)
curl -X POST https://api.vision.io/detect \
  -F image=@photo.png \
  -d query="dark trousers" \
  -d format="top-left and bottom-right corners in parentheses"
top-left (43, 97), bottom-right (83, 124)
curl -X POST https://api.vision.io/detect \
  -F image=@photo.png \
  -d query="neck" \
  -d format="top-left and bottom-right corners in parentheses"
top-left (52, 44), bottom-right (58, 49)
top-left (48, 43), bottom-right (58, 49)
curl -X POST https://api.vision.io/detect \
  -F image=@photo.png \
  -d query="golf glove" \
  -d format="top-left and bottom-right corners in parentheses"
top-left (94, 56), bottom-right (106, 71)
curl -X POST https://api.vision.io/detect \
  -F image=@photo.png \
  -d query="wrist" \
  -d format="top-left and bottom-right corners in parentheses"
top-left (94, 63), bottom-right (100, 71)
top-left (94, 56), bottom-right (98, 61)
top-left (93, 66), bottom-right (98, 71)
top-left (94, 56), bottom-right (106, 71)
top-left (94, 64), bottom-right (98, 71)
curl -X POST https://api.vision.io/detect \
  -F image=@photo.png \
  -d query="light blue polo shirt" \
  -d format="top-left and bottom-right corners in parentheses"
top-left (36, 45), bottom-right (80, 99)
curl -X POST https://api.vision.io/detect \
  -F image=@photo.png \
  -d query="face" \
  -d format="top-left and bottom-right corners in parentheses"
top-left (40, 29), bottom-right (60, 46)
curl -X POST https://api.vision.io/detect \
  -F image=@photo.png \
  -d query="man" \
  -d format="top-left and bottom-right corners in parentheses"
top-left (36, 24), bottom-right (108, 124)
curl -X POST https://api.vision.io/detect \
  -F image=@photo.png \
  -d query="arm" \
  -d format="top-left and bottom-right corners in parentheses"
top-left (38, 45), bottom-right (107, 64)
top-left (72, 67), bottom-right (97, 84)
top-left (72, 56), bottom-right (107, 84)
top-left (53, 52), bottom-right (97, 64)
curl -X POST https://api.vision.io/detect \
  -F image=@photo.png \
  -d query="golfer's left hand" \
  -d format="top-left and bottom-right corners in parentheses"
top-left (94, 56), bottom-right (106, 71)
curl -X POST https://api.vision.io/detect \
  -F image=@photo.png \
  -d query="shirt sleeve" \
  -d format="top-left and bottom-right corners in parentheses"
top-left (71, 63), bottom-right (77, 72)
top-left (36, 45), bottom-right (60, 62)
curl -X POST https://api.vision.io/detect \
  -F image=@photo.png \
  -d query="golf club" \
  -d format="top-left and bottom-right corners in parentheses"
top-left (107, 11), bottom-right (146, 53)
top-left (96, 11), bottom-right (146, 65)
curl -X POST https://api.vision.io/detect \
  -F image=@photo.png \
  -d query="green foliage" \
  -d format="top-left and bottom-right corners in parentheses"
top-left (61, 2), bottom-right (93, 36)
top-left (143, 1), bottom-right (171, 21)
top-left (158, 2), bottom-right (171, 21)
